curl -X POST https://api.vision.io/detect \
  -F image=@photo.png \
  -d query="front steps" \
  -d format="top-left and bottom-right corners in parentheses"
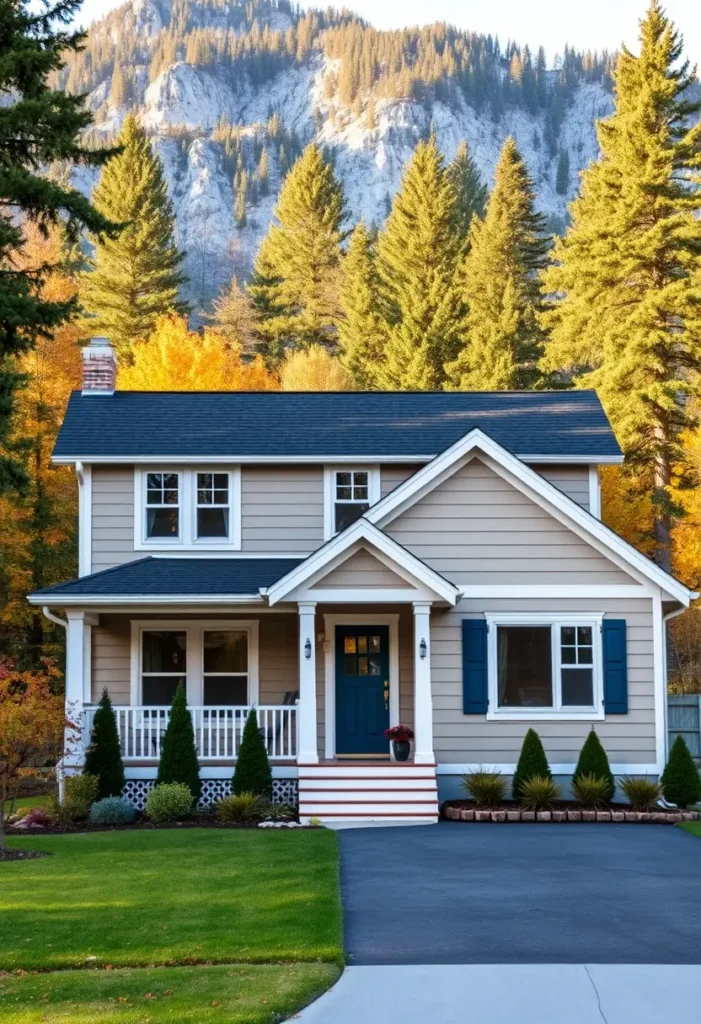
top-left (298, 761), bottom-right (439, 825)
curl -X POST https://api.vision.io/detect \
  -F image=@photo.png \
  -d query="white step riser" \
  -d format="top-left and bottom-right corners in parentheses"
top-left (300, 768), bottom-right (434, 780)
top-left (301, 778), bottom-right (437, 791)
top-left (302, 816), bottom-right (439, 825)
top-left (300, 802), bottom-right (438, 815)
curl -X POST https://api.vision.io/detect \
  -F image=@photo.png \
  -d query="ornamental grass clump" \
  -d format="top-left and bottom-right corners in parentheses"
top-left (661, 736), bottom-right (701, 808)
top-left (89, 797), bottom-right (137, 826)
top-left (519, 775), bottom-right (561, 811)
top-left (146, 782), bottom-right (194, 823)
top-left (216, 791), bottom-right (263, 823)
top-left (461, 769), bottom-right (507, 807)
top-left (512, 728), bottom-right (552, 799)
top-left (572, 773), bottom-right (610, 809)
top-left (620, 777), bottom-right (663, 811)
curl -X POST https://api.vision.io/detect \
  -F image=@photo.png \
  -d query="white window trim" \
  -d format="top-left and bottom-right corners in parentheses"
top-left (134, 467), bottom-right (241, 551)
top-left (485, 613), bottom-right (604, 722)
top-left (129, 619), bottom-right (259, 705)
top-left (323, 464), bottom-right (380, 540)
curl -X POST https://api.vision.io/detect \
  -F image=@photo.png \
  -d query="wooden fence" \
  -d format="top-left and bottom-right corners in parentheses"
top-left (668, 694), bottom-right (701, 763)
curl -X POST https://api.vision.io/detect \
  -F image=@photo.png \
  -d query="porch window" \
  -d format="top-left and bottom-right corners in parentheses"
top-left (196, 473), bottom-right (230, 539)
top-left (203, 630), bottom-right (248, 705)
top-left (142, 630), bottom-right (186, 704)
top-left (145, 473), bottom-right (179, 539)
top-left (334, 471), bottom-right (370, 532)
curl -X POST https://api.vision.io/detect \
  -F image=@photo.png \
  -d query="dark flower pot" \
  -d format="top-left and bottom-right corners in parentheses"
top-left (392, 740), bottom-right (411, 762)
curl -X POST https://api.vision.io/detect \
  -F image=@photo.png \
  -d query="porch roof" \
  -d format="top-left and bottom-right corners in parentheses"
top-left (29, 556), bottom-right (302, 603)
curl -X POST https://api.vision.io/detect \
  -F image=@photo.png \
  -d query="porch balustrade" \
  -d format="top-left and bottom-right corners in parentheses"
top-left (82, 704), bottom-right (297, 761)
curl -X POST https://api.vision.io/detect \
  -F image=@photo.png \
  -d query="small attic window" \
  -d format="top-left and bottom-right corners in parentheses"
top-left (324, 466), bottom-right (380, 538)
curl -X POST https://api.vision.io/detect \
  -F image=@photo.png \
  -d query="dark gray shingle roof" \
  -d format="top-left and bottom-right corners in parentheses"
top-left (53, 390), bottom-right (622, 460)
top-left (32, 557), bottom-right (302, 598)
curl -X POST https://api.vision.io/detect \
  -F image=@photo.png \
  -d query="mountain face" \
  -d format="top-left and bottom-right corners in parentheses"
top-left (65, 0), bottom-right (615, 308)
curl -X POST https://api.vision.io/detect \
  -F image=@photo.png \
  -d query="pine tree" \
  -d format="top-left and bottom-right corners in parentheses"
top-left (257, 146), bottom-right (269, 196)
top-left (0, 0), bottom-right (118, 492)
top-left (338, 221), bottom-right (385, 389)
top-left (447, 140), bottom-right (488, 252)
top-left (555, 148), bottom-right (570, 195)
top-left (109, 61), bottom-right (128, 106)
top-left (374, 135), bottom-right (464, 389)
top-left (541, 2), bottom-right (701, 571)
top-left (156, 682), bottom-right (201, 802)
top-left (512, 728), bottom-right (552, 799)
top-left (233, 709), bottom-right (272, 799)
top-left (661, 735), bottom-right (701, 808)
top-left (445, 136), bottom-right (551, 390)
top-left (83, 114), bottom-right (187, 356)
top-left (234, 169), bottom-right (248, 227)
top-left (83, 690), bottom-right (126, 800)
top-left (209, 276), bottom-right (258, 355)
top-left (573, 729), bottom-right (615, 802)
top-left (248, 143), bottom-right (346, 363)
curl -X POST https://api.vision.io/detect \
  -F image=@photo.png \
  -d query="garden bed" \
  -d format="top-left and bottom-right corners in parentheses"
top-left (442, 801), bottom-right (699, 823)
top-left (5, 811), bottom-right (308, 836)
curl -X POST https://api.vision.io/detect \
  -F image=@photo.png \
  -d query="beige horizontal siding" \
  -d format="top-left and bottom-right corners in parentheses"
top-left (241, 466), bottom-right (323, 553)
top-left (91, 614), bottom-right (131, 702)
top-left (381, 465), bottom-right (421, 498)
top-left (385, 456), bottom-right (632, 584)
top-left (315, 548), bottom-right (413, 589)
top-left (532, 464), bottom-right (590, 510)
top-left (91, 467), bottom-right (135, 571)
top-left (430, 598), bottom-right (655, 766)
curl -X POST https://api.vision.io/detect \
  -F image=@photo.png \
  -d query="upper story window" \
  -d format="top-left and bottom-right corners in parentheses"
top-left (324, 466), bottom-right (380, 539)
top-left (136, 468), bottom-right (241, 550)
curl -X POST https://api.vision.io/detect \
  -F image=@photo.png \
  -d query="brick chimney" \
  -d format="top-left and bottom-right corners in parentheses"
top-left (81, 337), bottom-right (117, 395)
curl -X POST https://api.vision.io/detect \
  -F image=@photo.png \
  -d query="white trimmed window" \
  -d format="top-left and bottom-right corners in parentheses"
top-left (486, 614), bottom-right (603, 720)
top-left (135, 468), bottom-right (241, 550)
top-left (323, 466), bottom-right (380, 539)
top-left (131, 620), bottom-right (259, 706)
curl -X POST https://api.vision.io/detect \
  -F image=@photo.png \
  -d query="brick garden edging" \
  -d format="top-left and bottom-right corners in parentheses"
top-left (443, 806), bottom-right (701, 824)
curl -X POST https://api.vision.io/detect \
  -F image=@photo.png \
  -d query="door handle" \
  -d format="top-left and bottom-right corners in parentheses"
top-left (383, 682), bottom-right (389, 710)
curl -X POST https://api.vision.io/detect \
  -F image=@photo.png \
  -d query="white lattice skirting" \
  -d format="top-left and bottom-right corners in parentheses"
top-left (122, 777), bottom-right (299, 811)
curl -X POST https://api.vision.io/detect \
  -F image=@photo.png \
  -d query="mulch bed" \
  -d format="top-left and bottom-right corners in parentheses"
top-left (5, 812), bottom-right (304, 836)
top-left (443, 800), bottom-right (699, 824)
top-left (0, 849), bottom-right (50, 861)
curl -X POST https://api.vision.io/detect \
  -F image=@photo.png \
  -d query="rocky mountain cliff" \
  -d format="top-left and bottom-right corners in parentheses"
top-left (65, 0), bottom-right (616, 308)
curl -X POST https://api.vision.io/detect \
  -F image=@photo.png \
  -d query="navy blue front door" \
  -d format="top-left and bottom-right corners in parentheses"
top-left (335, 625), bottom-right (390, 755)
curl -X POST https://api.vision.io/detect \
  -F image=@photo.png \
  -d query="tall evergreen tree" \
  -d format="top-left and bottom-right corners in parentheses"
top-left (446, 136), bottom-right (551, 390)
top-left (447, 139), bottom-right (488, 252)
top-left (248, 143), bottom-right (345, 364)
top-left (374, 135), bottom-right (464, 389)
top-left (156, 682), bottom-right (201, 802)
top-left (83, 114), bottom-right (187, 356)
top-left (338, 222), bottom-right (384, 389)
top-left (83, 689), bottom-right (125, 800)
top-left (541, 2), bottom-right (701, 571)
top-left (555, 148), bottom-right (570, 195)
top-left (0, 0), bottom-right (118, 492)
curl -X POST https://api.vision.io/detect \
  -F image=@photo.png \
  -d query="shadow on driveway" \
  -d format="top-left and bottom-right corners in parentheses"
top-left (338, 822), bottom-right (701, 965)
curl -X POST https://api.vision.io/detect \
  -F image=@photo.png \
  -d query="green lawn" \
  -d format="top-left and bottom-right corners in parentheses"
top-left (1, 829), bottom-right (343, 1023)
top-left (679, 821), bottom-right (701, 839)
top-left (2, 793), bottom-right (52, 816)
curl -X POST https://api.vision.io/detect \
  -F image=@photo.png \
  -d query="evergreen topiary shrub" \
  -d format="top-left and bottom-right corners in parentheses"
top-left (661, 736), bottom-right (701, 808)
top-left (233, 709), bottom-right (272, 799)
top-left (83, 690), bottom-right (125, 800)
top-left (146, 782), bottom-right (194, 823)
top-left (573, 729), bottom-right (615, 803)
top-left (512, 728), bottom-right (552, 799)
top-left (89, 797), bottom-right (137, 826)
top-left (156, 683), bottom-right (201, 802)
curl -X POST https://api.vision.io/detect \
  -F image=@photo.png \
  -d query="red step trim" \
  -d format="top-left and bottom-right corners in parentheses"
top-left (302, 811), bottom-right (438, 818)
top-left (299, 775), bottom-right (436, 782)
top-left (300, 798), bottom-right (439, 806)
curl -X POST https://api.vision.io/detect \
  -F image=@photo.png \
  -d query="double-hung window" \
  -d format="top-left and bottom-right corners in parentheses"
top-left (141, 630), bottom-right (187, 705)
top-left (145, 473), bottom-right (180, 539)
top-left (137, 468), bottom-right (240, 549)
top-left (487, 615), bottom-right (603, 720)
top-left (324, 466), bottom-right (380, 537)
top-left (196, 473), bottom-right (230, 539)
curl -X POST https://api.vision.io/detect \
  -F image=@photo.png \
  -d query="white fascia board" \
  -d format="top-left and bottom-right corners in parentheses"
top-left (458, 584), bottom-right (655, 598)
top-left (264, 518), bottom-right (460, 606)
top-left (51, 452), bottom-right (625, 466)
top-left (365, 427), bottom-right (694, 607)
top-left (27, 593), bottom-right (264, 607)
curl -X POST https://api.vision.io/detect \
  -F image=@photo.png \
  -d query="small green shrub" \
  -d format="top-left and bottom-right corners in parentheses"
top-left (260, 801), bottom-right (297, 822)
top-left (216, 791), bottom-right (263, 823)
top-left (512, 729), bottom-right (552, 799)
top-left (233, 709), bottom-right (272, 799)
top-left (661, 735), bottom-right (701, 808)
top-left (519, 775), bottom-right (561, 810)
top-left (573, 730), bottom-right (614, 802)
top-left (572, 773), bottom-right (610, 809)
top-left (89, 797), bottom-right (137, 826)
top-left (461, 769), bottom-right (507, 807)
top-left (83, 690), bottom-right (126, 799)
top-left (620, 776), bottom-right (663, 811)
top-left (51, 773), bottom-right (99, 823)
top-left (145, 782), bottom-right (194, 823)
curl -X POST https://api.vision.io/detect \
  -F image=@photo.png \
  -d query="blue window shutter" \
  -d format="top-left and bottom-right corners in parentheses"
top-left (602, 619), bottom-right (628, 714)
top-left (463, 619), bottom-right (488, 714)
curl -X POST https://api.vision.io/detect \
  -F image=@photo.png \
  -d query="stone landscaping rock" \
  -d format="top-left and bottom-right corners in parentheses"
top-left (521, 811), bottom-right (535, 822)
top-left (507, 811), bottom-right (521, 822)
top-left (610, 812), bottom-right (624, 822)
top-left (445, 807), bottom-right (459, 820)
top-left (596, 811), bottom-right (612, 822)
top-left (460, 808), bottom-right (475, 821)
top-left (552, 811), bottom-right (566, 822)
top-left (475, 810), bottom-right (491, 822)
top-left (491, 810), bottom-right (506, 822)
top-left (536, 811), bottom-right (551, 822)
top-left (639, 812), bottom-right (652, 822)
top-left (566, 810), bottom-right (582, 822)
top-left (683, 811), bottom-right (699, 821)
top-left (624, 812), bottom-right (637, 822)
top-left (667, 813), bottom-right (683, 823)
top-left (582, 811), bottom-right (596, 821)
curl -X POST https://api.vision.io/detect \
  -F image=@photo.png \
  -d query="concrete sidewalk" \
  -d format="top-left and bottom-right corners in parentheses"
top-left (291, 964), bottom-right (701, 1023)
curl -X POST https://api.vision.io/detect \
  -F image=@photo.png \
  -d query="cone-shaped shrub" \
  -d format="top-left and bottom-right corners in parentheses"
top-left (661, 736), bottom-right (701, 808)
top-left (573, 729), bottom-right (614, 802)
top-left (156, 682), bottom-right (201, 802)
top-left (512, 728), bottom-right (552, 799)
top-left (83, 689), bottom-right (126, 800)
top-left (233, 709), bottom-right (272, 799)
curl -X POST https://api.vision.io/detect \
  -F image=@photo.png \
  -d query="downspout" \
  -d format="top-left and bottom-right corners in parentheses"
top-left (42, 606), bottom-right (68, 631)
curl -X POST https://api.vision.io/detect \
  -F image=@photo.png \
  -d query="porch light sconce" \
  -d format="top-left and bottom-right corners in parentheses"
top-left (419, 638), bottom-right (427, 660)
top-left (304, 638), bottom-right (312, 660)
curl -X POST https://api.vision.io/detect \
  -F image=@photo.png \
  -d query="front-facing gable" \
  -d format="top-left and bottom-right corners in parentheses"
top-left (313, 548), bottom-right (414, 590)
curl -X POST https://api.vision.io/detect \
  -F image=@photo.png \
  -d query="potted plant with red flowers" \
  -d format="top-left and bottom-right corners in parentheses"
top-left (385, 725), bottom-right (414, 762)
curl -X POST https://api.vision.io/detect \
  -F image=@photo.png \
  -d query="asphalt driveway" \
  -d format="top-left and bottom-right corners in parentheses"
top-left (338, 822), bottom-right (701, 965)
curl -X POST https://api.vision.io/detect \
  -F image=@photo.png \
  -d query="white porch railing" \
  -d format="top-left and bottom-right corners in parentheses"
top-left (82, 705), bottom-right (297, 761)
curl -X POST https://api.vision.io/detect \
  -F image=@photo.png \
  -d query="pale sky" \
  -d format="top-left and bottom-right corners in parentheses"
top-left (75, 0), bottom-right (701, 69)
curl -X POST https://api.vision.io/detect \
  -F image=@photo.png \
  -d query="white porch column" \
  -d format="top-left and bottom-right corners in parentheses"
top-left (413, 601), bottom-right (435, 765)
top-left (65, 610), bottom-right (87, 767)
top-left (297, 602), bottom-right (319, 764)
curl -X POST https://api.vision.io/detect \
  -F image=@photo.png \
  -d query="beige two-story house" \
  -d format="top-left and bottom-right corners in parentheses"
top-left (29, 337), bottom-right (696, 823)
